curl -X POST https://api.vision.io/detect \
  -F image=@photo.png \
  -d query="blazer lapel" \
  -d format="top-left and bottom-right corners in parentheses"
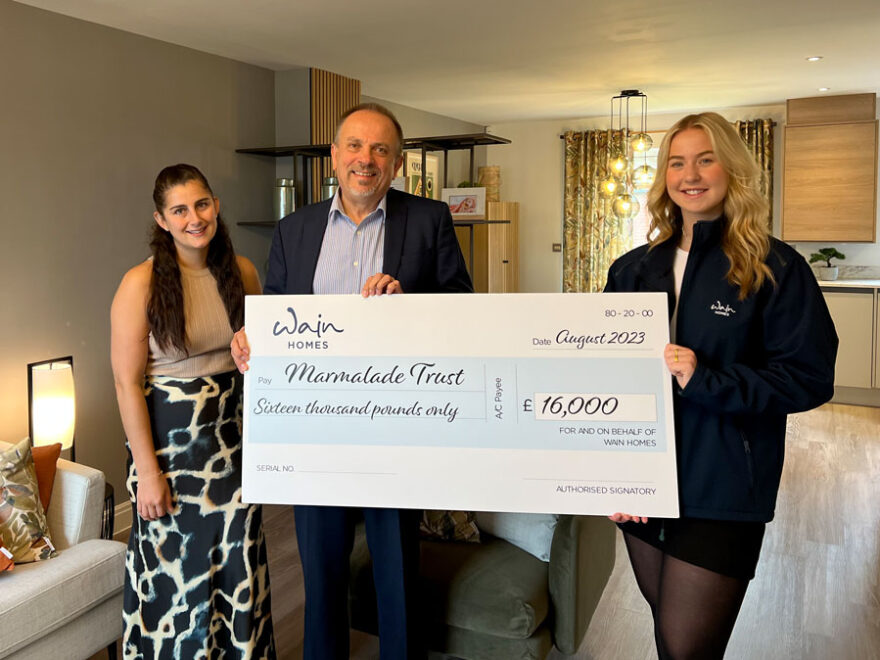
top-left (383, 190), bottom-right (407, 277)
top-left (292, 205), bottom-right (330, 294)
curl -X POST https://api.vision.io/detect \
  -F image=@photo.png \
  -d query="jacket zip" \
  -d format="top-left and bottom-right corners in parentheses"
top-left (740, 429), bottom-right (756, 491)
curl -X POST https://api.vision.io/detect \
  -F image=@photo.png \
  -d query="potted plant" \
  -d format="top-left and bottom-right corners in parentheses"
top-left (809, 247), bottom-right (845, 281)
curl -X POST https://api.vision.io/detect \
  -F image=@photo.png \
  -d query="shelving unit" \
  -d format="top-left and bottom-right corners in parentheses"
top-left (234, 132), bottom-right (510, 226)
top-left (402, 133), bottom-right (510, 189)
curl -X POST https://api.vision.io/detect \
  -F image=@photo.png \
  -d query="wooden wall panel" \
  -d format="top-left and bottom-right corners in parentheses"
top-left (309, 69), bottom-right (360, 200)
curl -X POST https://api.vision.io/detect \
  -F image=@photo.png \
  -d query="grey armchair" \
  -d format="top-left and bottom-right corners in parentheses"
top-left (349, 515), bottom-right (616, 659)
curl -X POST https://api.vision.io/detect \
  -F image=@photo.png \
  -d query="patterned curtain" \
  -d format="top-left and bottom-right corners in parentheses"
top-left (735, 119), bottom-right (774, 227)
top-left (562, 130), bottom-right (633, 292)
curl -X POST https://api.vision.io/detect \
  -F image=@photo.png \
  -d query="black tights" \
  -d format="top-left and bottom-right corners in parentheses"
top-left (622, 531), bottom-right (751, 660)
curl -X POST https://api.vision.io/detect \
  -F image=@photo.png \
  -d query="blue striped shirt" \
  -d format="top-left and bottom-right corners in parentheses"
top-left (312, 192), bottom-right (386, 295)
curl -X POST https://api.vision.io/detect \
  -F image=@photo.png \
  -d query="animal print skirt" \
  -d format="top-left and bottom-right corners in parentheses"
top-left (123, 370), bottom-right (276, 659)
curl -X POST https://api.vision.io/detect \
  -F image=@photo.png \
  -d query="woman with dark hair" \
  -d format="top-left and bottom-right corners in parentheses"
top-left (111, 164), bottom-right (275, 659)
top-left (605, 113), bottom-right (837, 659)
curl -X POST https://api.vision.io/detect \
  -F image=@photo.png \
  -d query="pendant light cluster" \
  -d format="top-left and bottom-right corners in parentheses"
top-left (600, 90), bottom-right (654, 220)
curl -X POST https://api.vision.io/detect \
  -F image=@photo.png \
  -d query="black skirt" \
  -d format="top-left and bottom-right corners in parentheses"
top-left (618, 516), bottom-right (766, 580)
top-left (123, 370), bottom-right (276, 659)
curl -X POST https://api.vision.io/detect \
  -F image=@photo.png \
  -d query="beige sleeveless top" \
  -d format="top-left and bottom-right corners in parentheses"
top-left (146, 264), bottom-right (236, 377)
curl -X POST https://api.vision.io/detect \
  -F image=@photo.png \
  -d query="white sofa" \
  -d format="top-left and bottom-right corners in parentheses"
top-left (0, 446), bottom-right (126, 660)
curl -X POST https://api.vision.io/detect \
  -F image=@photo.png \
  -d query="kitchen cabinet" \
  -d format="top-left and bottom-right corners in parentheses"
top-left (875, 301), bottom-right (880, 388)
top-left (822, 288), bottom-right (875, 388)
top-left (781, 93), bottom-right (878, 243)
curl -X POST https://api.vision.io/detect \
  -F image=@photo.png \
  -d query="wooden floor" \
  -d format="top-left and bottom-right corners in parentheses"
top-left (95, 402), bottom-right (880, 659)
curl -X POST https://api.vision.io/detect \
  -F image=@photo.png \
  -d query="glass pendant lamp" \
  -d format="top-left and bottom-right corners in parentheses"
top-left (612, 193), bottom-right (640, 219)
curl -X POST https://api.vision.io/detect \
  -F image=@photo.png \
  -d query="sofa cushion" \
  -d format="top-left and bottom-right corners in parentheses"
top-left (474, 512), bottom-right (559, 562)
top-left (0, 538), bottom-right (126, 656)
top-left (0, 540), bottom-right (12, 572)
top-left (31, 443), bottom-right (62, 511)
top-left (0, 439), bottom-right (56, 563)
top-left (421, 536), bottom-right (549, 639)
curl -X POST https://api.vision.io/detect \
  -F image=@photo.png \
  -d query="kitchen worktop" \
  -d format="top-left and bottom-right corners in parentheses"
top-left (817, 279), bottom-right (880, 289)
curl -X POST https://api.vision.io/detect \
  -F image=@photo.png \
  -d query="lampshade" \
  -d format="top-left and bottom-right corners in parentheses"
top-left (599, 176), bottom-right (620, 197)
top-left (633, 164), bottom-right (656, 188)
top-left (630, 132), bottom-right (654, 153)
top-left (28, 357), bottom-right (76, 455)
top-left (608, 154), bottom-right (630, 178)
top-left (612, 193), bottom-right (640, 219)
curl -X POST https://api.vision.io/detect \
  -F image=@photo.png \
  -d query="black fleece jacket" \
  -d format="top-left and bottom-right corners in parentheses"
top-left (605, 218), bottom-right (837, 521)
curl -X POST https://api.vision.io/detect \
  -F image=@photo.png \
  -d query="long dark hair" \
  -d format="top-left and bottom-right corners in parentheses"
top-left (148, 164), bottom-right (244, 354)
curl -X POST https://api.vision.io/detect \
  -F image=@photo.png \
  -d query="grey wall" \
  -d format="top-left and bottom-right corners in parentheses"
top-left (0, 1), bottom-right (276, 496)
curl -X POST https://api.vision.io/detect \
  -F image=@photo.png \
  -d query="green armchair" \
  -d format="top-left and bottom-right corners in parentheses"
top-left (349, 515), bottom-right (616, 659)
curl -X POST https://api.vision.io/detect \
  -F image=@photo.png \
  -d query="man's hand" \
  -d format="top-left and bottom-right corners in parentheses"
top-left (231, 328), bottom-right (251, 373)
top-left (361, 273), bottom-right (403, 297)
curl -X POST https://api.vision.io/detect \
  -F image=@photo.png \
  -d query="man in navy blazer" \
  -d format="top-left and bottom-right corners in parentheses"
top-left (263, 177), bottom-right (473, 297)
top-left (232, 103), bottom-right (472, 660)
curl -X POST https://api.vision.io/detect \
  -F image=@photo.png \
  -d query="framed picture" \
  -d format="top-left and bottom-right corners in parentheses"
top-left (441, 187), bottom-right (486, 219)
top-left (397, 152), bottom-right (440, 199)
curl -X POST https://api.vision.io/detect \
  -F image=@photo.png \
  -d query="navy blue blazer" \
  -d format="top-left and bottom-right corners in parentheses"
top-left (264, 188), bottom-right (473, 295)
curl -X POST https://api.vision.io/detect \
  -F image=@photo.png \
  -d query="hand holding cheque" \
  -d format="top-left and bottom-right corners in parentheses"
top-left (236, 292), bottom-right (680, 518)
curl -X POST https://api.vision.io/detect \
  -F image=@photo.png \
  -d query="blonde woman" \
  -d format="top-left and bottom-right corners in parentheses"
top-left (605, 113), bottom-right (837, 658)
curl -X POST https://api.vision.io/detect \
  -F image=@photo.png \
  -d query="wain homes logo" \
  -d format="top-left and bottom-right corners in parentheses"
top-left (710, 300), bottom-right (736, 317)
top-left (272, 307), bottom-right (344, 350)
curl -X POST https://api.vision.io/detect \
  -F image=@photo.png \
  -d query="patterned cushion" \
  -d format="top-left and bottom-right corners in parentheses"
top-left (420, 510), bottom-right (480, 543)
top-left (0, 438), bottom-right (57, 563)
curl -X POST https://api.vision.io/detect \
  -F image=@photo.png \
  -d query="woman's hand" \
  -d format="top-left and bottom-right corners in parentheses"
top-left (136, 471), bottom-right (174, 521)
top-left (608, 512), bottom-right (649, 524)
top-left (665, 343), bottom-right (697, 389)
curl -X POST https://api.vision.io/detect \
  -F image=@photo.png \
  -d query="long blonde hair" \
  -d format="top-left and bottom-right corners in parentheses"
top-left (647, 112), bottom-right (773, 299)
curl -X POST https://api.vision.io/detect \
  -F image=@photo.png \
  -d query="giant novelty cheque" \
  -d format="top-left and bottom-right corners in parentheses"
top-left (242, 293), bottom-right (678, 517)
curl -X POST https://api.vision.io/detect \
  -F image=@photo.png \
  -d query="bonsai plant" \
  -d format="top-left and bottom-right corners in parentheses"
top-left (809, 247), bottom-right (845, 281)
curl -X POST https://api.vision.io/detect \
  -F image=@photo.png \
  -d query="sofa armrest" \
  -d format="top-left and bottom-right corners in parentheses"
top-left (46, 458), bottom-right (105, 550)
top-left (547, 515), bottom-right (616, 654)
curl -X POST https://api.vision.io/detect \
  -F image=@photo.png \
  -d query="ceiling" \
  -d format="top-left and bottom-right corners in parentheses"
top-left (15, 0), bottom-right (880, 125)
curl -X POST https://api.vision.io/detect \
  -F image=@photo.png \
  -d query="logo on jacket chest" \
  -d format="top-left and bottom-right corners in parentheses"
top-left (710, 300), bottom-right (737, 317)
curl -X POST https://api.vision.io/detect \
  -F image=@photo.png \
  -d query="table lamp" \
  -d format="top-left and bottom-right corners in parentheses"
top-left (27, 356), bottom-right (76, 461)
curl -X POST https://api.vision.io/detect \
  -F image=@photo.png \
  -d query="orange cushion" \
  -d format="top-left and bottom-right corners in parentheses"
top-left (0, 539), bottom-right (13, 572)
top-left (31, 443), bottom-right (62, 512)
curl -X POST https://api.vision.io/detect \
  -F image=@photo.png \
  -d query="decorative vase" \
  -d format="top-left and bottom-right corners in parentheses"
top-left (817, 266), bottom-right (839, 281)
top-left (478, 165), bottom-right (501, 202)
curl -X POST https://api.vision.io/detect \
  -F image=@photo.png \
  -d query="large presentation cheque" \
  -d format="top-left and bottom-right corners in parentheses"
top-left (242, 292), bottom-right (678, 517)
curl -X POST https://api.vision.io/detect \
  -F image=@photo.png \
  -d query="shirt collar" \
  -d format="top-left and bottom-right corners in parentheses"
top-left (328, 189), bottom-right (388, 225)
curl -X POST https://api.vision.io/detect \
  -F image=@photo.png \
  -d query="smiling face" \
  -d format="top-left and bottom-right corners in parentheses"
top-left (153, 179), bottom-right (219, 259)
top-left (331, 110), bottom-right (403, 212)
top-left (665, 127), bottom-right (730, 225)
